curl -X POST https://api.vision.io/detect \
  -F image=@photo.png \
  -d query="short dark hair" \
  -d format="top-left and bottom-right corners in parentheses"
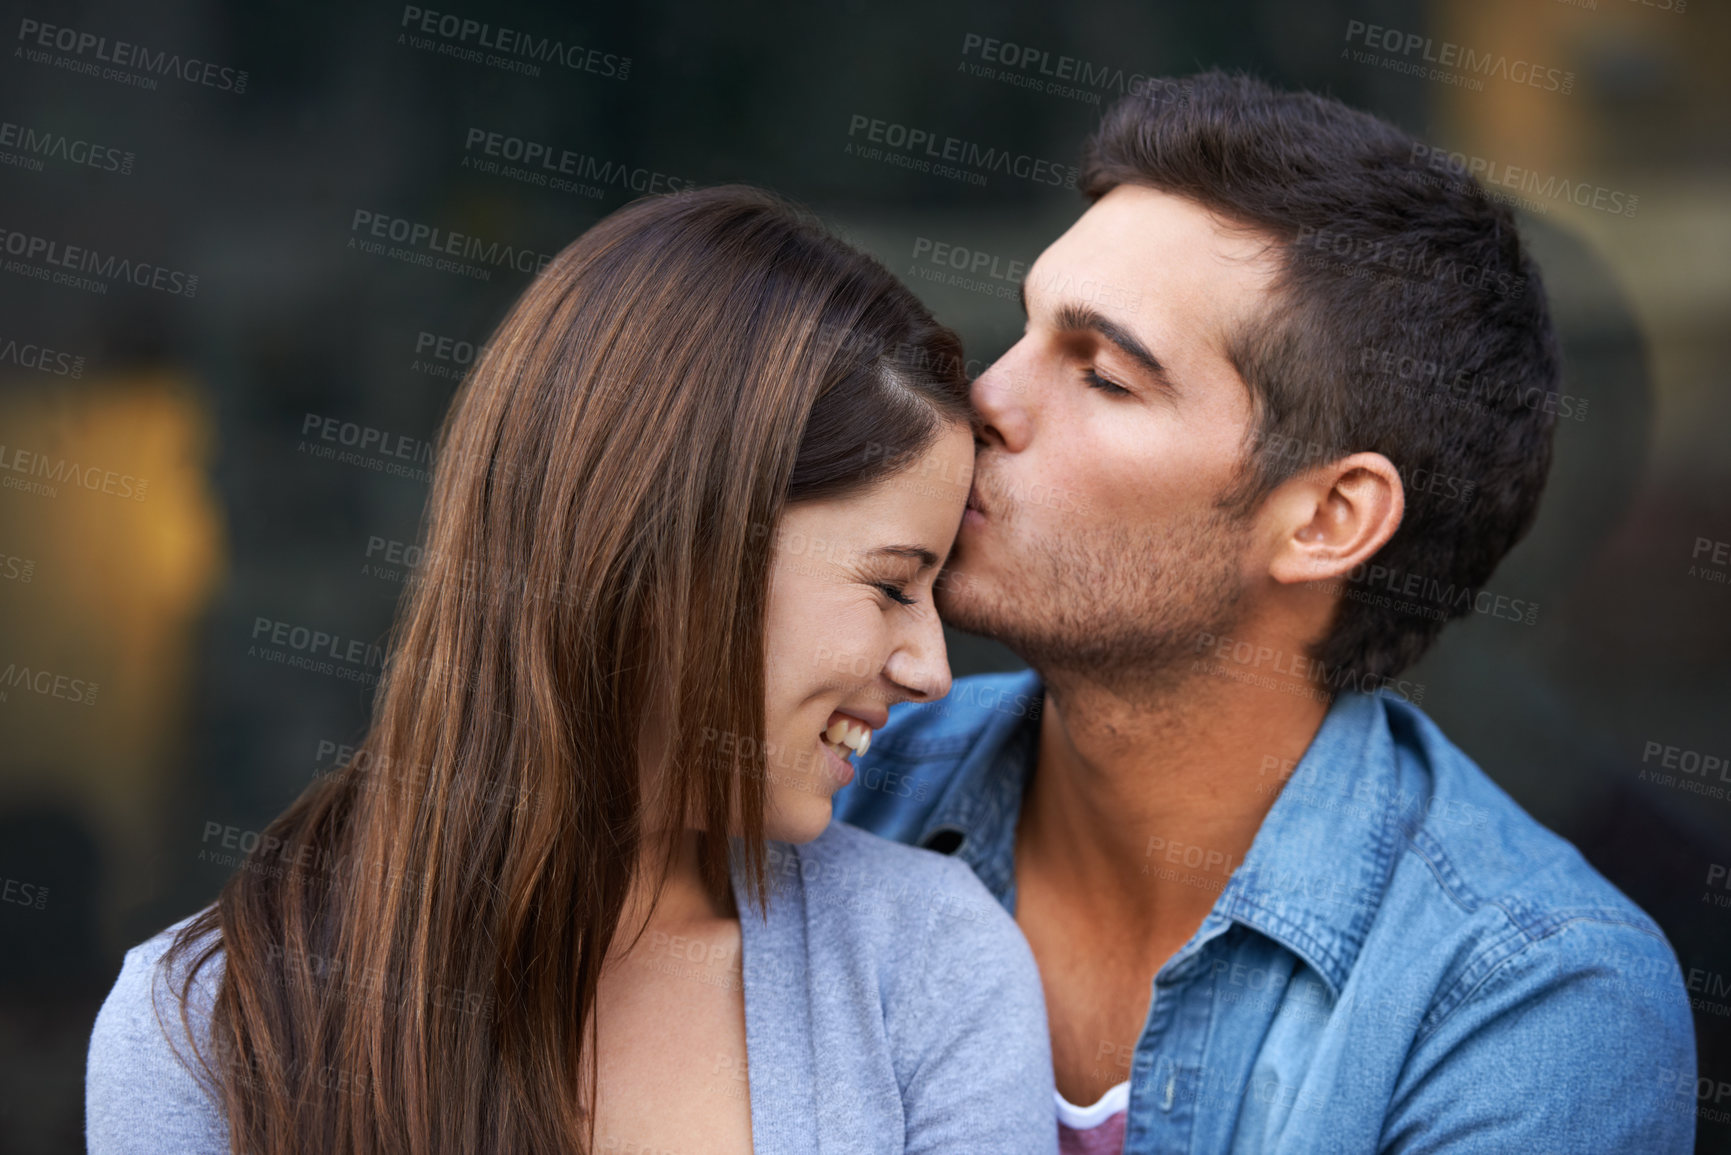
top-left (1081, 70), bottom-right (1560, 680)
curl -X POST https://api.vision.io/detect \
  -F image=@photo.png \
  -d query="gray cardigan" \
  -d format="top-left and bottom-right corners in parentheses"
top-left (85, 820), bottom-right (1059, 1153)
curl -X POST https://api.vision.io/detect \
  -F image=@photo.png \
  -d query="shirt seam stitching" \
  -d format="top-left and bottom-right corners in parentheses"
top-left (1413, 910), bottom-right (1670, 1048)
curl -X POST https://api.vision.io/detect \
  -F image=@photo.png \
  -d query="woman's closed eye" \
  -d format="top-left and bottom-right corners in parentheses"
top-left (876, 581), bottom-right (917, 607)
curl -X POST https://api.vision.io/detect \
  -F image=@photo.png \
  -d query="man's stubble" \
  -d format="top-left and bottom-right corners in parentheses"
top-left (937, 480), bottom-right (1252, 698)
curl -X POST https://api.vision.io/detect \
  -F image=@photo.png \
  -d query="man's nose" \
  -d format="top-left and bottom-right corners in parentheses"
top-left (970, 346), bottom-right (1033, 453)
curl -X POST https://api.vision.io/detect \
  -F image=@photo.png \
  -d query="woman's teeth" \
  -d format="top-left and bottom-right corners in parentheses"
top-left (823, 716), bottom-right (873, 757)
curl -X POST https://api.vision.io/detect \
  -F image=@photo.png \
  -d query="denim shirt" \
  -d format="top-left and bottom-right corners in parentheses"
top-left (834, 670), bottom-right (1698, 1153)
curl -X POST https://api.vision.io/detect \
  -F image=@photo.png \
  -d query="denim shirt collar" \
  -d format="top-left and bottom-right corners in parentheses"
top-left (911, 669), bottom-right (1404, 999)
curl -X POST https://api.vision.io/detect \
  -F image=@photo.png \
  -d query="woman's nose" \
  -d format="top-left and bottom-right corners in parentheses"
top-left (883, 612), bottom-right (953, 704)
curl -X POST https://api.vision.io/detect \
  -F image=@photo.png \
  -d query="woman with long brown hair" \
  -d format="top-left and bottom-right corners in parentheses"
top-left (86, 185), bottom-right (1056, 1153)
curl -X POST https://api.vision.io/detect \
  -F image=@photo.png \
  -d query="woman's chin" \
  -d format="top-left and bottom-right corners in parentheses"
top-left (763, 796), bottom-right (835, 844)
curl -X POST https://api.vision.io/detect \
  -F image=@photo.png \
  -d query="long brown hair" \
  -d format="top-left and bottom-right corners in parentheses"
top-left (162, 184), bottom-right (970, 1154)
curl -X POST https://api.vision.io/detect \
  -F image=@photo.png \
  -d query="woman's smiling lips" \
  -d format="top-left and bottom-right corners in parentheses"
top-left (818, 707), bottom-right (886, 785)
top-left (819, 738), bottom-right (856, 786)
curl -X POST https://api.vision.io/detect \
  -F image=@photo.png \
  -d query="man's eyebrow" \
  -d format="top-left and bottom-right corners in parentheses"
top-left (1052, 302), bottom-right (1168, 382)
top-left (868, 545), bottom-right (940, 570)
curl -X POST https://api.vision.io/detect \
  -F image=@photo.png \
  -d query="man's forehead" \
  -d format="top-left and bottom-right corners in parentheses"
top-left (1029, 185), bottom-right (1281, 333)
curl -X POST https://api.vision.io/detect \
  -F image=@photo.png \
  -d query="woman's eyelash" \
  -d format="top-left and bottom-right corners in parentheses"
top-left (876, 582), bottom-right (917, 607)
top-left (1084, 368), bottom-right (1131, 396)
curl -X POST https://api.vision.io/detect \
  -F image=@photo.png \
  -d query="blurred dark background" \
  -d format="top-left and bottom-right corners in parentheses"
top-left (1, 1), bottom-right (1728, 1151)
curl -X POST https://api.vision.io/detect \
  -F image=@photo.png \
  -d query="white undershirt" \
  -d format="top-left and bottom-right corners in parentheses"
top-left (1053, 1079), bottom-right (1130, 1130)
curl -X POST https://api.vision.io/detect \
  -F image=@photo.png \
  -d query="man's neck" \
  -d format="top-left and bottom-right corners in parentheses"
top-left (1017, 666), bottom-right (1329, 958)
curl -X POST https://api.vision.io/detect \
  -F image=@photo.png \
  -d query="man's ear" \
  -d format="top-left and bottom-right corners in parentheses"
top-left (1263, 452), bottom-right (1405, 585)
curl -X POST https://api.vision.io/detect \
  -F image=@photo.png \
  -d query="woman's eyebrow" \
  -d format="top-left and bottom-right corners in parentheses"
top-left (867, 544), bottom-right (939, 571)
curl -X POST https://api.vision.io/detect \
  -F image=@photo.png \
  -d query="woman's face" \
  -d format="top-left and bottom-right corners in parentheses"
top-left (759, 419), bottom-right (976, 842)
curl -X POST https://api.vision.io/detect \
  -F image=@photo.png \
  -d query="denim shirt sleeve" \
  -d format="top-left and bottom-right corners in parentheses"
top-left (1378, 914), bottom-right (1697, 1153)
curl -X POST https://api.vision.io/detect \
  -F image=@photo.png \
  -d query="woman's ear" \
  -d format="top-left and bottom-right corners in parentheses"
top-left (1264, 452), bottom-right (1405, 585)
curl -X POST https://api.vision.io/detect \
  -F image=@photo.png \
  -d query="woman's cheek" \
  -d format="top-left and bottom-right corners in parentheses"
top-left (817, 607), bottom-right (891, 683)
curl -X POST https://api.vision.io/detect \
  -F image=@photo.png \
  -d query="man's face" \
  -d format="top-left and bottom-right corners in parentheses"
top-left (939, 184), bottom-right (1283, 687)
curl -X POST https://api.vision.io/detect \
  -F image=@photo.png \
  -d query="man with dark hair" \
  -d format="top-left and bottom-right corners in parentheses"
top-left (836, 71), bottom-right (1694, 1152)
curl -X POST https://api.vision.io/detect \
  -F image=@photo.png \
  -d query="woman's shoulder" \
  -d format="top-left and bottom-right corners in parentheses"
top-left (789, 820), bottom-right (1029, 963)
top-left (803, 817), bottom-right (1003, 904)
top-left (93, 906), bottom-right (226, 1050)
top-left (103, 906), bottom-right (227, 1031)
top-left (86, 906), bottom-right (232, 1155)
